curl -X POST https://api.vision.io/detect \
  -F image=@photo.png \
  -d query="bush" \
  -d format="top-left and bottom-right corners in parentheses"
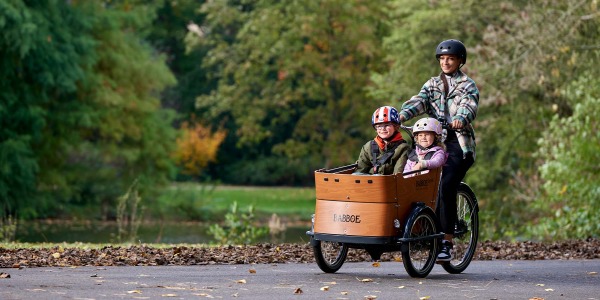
top-left (531, 74), bottom-right (600, 240)
top-left (208, 202), bottom-right (268, 245)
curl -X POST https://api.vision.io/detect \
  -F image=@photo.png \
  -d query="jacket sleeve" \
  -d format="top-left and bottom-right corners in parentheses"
top-left (399, 78), bottom-right (435, 121)
top-left (403, 158), bottom-right (415, 174)
top-left (393, 143), bottom-right (410, 174)
top-left (355, 142), bottom-right (373, 174)
top-left (420, 149), bottom-right (447, 170)
top-left (452, 78), bottom-right (479, 126)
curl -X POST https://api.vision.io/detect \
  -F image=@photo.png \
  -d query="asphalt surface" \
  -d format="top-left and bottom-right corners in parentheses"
top-left (1, 260), bottom-right (599, 299)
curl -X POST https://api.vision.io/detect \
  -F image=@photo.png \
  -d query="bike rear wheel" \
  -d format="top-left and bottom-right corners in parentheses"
top-left (442, 183), bottom-right (479, 274)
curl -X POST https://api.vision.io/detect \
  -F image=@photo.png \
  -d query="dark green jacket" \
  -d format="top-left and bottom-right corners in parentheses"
top-left (356, 140), bottom-right (410, 175)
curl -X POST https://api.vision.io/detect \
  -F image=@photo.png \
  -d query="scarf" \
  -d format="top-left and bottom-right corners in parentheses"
top-left (374, 131), bottom-right (404, 150)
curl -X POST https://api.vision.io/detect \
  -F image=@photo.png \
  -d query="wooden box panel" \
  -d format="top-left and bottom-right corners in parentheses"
top-left (314, 199), bottom-right (398, 237)
top-left (395, 168), bottom-right (442, 222)
top-left (314, 172), bottom-right (397, 203)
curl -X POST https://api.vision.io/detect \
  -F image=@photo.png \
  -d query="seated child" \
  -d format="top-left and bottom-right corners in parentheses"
top-left (355, 106), bottom-right (410, 175)
top-left (403, 117), bottom-right (447, 175)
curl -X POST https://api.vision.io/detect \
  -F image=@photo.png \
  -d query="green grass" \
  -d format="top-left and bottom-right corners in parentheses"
top-left (156, 183), bottom-right (316, 221)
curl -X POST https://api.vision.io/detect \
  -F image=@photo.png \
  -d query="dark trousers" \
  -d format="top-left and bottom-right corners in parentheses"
top-left (437, 136), bottom-right (474, 238)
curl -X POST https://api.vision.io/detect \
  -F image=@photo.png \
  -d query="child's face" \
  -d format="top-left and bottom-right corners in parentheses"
top-left (374, 123), bottom-right (397, 139)
top-left (416, 132), bottom-right (435, 148)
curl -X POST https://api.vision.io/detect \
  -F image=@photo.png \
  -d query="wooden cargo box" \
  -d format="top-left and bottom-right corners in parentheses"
top-left (313, 168), bottom-right (441, 238)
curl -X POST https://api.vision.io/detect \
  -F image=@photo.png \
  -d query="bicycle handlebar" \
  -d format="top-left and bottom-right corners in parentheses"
top-left (400, 118), bottom-right (454, 133)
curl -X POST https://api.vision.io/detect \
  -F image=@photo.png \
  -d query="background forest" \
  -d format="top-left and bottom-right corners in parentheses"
top-left (1, 0), bottom-right (598, 241)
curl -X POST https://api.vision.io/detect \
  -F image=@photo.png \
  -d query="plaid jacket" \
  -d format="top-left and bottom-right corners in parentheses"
top-left (399, 70), bottom-right (479, 158)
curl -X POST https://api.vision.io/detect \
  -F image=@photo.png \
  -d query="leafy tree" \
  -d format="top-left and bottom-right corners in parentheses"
top-left (58, 1), bottom-right (178, 217)
top-left (173, 121), bottom-right (226, 177)
top-left (190, 0), bottom-right (392, 184)
top-left (468, 0), bottom-right (600, 239)
top-left (532, 74), bottom-right (600, 239)
top-left (1, 1), bottom-right (177, 220)
top-left (147, 0), bottom-right (213, 118)
top-left (368, 0), bottom-right (487, 102)
top-left (1, 0), bottom-right (97, 218)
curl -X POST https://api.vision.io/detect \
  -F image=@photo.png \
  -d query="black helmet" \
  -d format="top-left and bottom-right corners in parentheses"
top-left (435, 39), bottom-right (467, 64)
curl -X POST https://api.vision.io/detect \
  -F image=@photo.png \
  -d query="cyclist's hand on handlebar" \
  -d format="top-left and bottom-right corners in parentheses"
top-left (399, 115), bottom-right (406, 123)
top-left (450, 119), bottom-right (464, 129)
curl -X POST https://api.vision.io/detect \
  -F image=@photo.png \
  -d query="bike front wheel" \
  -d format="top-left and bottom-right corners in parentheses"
top-left (402, 207), bottom-right (438, 278)
top-left (313, 239), bottom-right (348, 273)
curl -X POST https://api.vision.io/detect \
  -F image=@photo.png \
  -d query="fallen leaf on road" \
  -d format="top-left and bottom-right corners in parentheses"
top-left (545, 289), bottom-right (554, 292)
top-left (192, 293), bottom-right (211, 297)
top-left (364, 295), bottom-right (377, 299)
top-left (320, 286), bottom-right (329, 291)
top-left (536, 284), bottom-right (545, 287)
top-left (294, 288), bottom-right (303, 294)
top-left (588, 272), bottom-right (598, 275)
top-left (357, 277), bottom-right (373, 282)
top-left (528, 297), bottom-right (544, 300)
top-left (419, 297), bottom-right (430, 300)
top-left (127, 290), bottom-right (142, 294)
top-left (341, 291), bottom-right (349, 295)
top-left (161, 294), bottom-right (177, 297)
top-left (249, 269), bottom-right (256, 274)
top-left (235, 279), bottom-right (246, 284)
top-left (0, 273), bottom-right (10, 279)
top-left (397, 286), bottom-right (405, 289)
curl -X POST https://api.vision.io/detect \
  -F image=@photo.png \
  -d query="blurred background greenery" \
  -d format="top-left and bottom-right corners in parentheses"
top-left (1, 0), bottom-right (598, 243)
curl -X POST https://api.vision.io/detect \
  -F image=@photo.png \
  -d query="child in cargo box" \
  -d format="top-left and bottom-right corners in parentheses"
top-left (403, 117), bottom-right (447, 175)
top-left (354, 106), bottom-right (410, 175)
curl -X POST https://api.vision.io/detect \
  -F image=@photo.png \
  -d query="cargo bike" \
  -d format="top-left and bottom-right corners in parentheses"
top-left (306, 126), bottom-right (479, 278)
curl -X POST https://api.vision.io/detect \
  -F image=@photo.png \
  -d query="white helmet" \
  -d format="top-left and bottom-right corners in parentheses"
top-left (413, 117), bottom-right (442, 135)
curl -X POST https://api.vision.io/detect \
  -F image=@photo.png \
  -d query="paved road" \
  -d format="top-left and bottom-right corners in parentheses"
top-left (1, 260), bottom-right (599, 299)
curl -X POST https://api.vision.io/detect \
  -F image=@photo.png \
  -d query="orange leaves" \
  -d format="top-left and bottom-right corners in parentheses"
top-left (172, 122), bottom-right (226, 175)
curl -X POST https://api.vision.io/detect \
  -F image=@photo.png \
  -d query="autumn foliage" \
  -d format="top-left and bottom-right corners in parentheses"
top-left (173, 122), bottom-right (226, 176)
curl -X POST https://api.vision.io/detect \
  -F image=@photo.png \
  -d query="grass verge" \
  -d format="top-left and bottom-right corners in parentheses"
top-left (156, 183), bottom-right (316, 222)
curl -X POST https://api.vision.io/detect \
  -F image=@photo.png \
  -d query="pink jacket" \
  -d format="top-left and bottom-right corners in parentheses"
top-left (403, 145), bottom-right (447, 173)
